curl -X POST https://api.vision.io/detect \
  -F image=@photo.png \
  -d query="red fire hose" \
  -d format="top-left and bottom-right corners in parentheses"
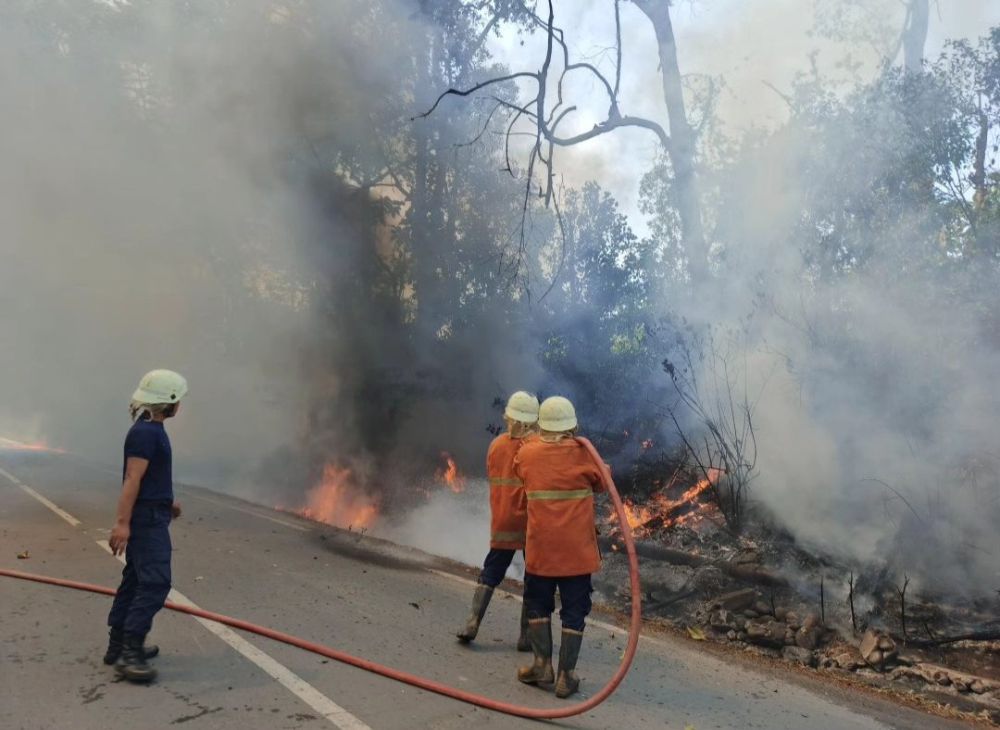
top-left (0, 438), bottom-right (640, 720)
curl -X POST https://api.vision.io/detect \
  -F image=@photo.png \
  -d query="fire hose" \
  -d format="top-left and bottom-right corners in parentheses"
top-left (0, 437), bottom-right (640, 720)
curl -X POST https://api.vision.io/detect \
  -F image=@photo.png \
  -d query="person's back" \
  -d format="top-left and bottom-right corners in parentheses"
top-left (486, 432), bottom-right (529, 549)
top-left (515, 437), bottom-right (603, 578)
top-left (456, 391), bottom-right (538, 650)
top-left (513, 396), bottom-right (607, 700)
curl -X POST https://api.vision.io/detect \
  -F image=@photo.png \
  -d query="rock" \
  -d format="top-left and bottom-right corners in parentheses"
top-left (782, 646), bottom-right (817, 667)
top-left (953, 680), bottom-right (971, 693)
top-left (834, 652), bottom-right (861, 671)
top-left (743, 609), bottom-right (760, 619)
top-left (802, 612), bottom-right (822, 630)
top-left (774, 606), bottom-right (789, 621)
top-left (745, 619), bottom-right (787, 649)
top-left (859, 629), bottom-right (895, 670)
top-left (819, 656), bottom-right (836, 669)
top-left (784, 611), bottom-right (801, 628)
top-left (753, 600), bottom-right (772, 616)
top-left (970, 680), bottom-right (987, 694)
top-left (736, 631), bottom-right (748, 642)
top-left (795, 625), bottom-right (821, 651)
top-left (727, 630), bottom-right (737, 641)
top-left (712, 588), bottom-right (758, 612)
top-left (783, 627), bottom-right (796, 646)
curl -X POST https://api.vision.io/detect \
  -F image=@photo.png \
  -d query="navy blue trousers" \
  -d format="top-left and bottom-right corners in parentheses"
top-left (523, 573), bottom-right (593, 632)
top-left (107, 502), bottom-right (172, 637)
top-left (478, 548), bottom-right (519, 588)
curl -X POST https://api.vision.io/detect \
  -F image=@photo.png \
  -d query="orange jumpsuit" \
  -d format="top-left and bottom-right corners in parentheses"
top-left (486, 433), bottom-right (529, 550)
top-left (514, 437), bottom-right (606, 577)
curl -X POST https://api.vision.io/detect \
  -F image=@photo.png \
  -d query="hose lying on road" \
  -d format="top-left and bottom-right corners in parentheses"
top-left (0, 437), bottom-right (640, 721)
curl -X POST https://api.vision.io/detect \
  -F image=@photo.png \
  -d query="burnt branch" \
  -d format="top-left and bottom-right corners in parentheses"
top-left (905, 630), bottom-right (1000, 647)
top-left (412, 71), bottom-right (539, 121)
top-left (662, 336), bottom-right (763, 532)
top-left (897, 574), bottom-right (910, 641)
top-left (848, 571), bottom-right (858, 634)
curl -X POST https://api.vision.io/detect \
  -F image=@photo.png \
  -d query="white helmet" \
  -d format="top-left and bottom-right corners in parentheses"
top-left (538, 396), bottom-right (577, 432)
top-left (131, 369), bottom-right (188, 405)
top-left (505, 391), bottom-right (539, 424)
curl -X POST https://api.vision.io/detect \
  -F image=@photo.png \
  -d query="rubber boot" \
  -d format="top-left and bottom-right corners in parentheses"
top-left (517, 618), bottom-right (554, 686)
top-left (115, 633), bottom-right (157, 683)
top-left (555, 629), bottom-right (583, 699)
top-left (103, 627), bottom-right (159, 666)
top-left (516, 602), bottom-right (531, 652)
top-left (456, 584), bottom-right (494, 643)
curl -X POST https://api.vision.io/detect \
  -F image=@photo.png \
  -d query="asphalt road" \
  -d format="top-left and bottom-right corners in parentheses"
top-left (0, 448), bottom-right (969, 730)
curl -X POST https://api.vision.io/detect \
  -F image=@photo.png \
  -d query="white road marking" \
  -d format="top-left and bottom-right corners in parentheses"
top-left (0, 463), bottom-right (370, 730)
top-left (94, 541), bottom-right (371, 729)
top-left (428, 567), bottom-right (669, 648)
top-left (94, 538), bottom-right (372, 729)
top-left (0, 466), bottom-right (82, 527)
top-left (186, 492), bottom-right (309, 532)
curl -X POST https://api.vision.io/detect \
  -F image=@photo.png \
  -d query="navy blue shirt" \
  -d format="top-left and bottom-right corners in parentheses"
top-left (123, 419), bottom-right (173, 503)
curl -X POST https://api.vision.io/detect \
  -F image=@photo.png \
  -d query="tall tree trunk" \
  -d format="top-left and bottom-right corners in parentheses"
top-left (972, 110), bottom-right (989, 210)
top-left (902, 0), bottom-right (929, 74)
top-left (632, 0), bottom-right (708, 281)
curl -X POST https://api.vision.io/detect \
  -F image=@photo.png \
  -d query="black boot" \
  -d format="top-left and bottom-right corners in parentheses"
top-left (517, 618), bottom-right (554, 686)
top-left (516, 602), bottom-right (531, 652)
top-left (555, 629), bottom-right (583, 698)
top-left (115, 633), bottom-right (157, 683)
top-left (103, 628), bottom-right (159, 666)
top-left (456, 584), bottom-right (494, 643)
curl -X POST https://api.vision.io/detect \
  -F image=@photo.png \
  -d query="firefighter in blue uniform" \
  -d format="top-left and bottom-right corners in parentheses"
top-left (104, 369), bottom-right (187, 683)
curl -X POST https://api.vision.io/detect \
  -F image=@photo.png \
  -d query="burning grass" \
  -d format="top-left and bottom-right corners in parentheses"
top-left (0, 436), bottom-right (65, 454)
top-left (610, 467), bottom-right (725, 538)
top-left (288, 463), bottom-right (379, 530)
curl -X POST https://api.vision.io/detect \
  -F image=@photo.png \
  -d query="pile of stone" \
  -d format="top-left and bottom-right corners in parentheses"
top-left (696, 588), bottom-right (830, 667)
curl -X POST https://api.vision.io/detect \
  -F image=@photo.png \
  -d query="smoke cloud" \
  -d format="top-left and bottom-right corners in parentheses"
top-left (0, 1), bottom-right (422, 486)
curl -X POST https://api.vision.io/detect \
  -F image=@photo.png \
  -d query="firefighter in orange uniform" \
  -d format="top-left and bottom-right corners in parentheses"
top-left (514, 396), bottom-right (605, 699)
top-left (456, 391), bottom-right (539, 649)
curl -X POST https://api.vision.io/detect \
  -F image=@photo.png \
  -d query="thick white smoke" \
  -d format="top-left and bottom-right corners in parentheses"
top-left (0, 1), bottom-right (421, 484)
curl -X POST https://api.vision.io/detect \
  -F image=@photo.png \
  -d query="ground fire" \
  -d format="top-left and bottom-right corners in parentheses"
top-left (612, 467), bottom-right (724, 538)
top-left (290, 463), bottom-right (379, 530)
top-left (436, 452), bottom-right (466, 493)
top-left (0, 437), bottom-right (65, 454)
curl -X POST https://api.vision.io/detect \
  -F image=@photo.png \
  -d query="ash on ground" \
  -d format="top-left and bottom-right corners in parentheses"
top-left (595, 504), bottom-right (1000, 726)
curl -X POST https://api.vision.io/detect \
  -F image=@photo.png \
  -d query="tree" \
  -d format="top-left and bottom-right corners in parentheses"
top-left (417, 0), bottom-right (710, 284)
top-left (900, 0), bottom-right (930, 74)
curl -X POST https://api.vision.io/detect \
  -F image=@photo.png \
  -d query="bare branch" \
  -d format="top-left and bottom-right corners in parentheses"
top-left (411, 72), bottom-right (539, 121)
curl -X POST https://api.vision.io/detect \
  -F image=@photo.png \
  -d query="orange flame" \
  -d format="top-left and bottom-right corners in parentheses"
top-left (437, 452), bottom-right (466, 493)
top-left (611, 468), bottom-right (724, 537)
top-left (294, 464), bottom-right (379, 530)
top-left (0, 437), bottom-right (65, 454)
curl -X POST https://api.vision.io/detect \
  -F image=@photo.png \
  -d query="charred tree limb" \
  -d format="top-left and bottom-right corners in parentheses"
top-left (598, 536), bottom-right (788, 588)
top-left (903, 630), bottom-right (1000, 647)
top-left (411, 71), bottom-right (539, 121)
top-left (897, 574), bottom-right (911, 641)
